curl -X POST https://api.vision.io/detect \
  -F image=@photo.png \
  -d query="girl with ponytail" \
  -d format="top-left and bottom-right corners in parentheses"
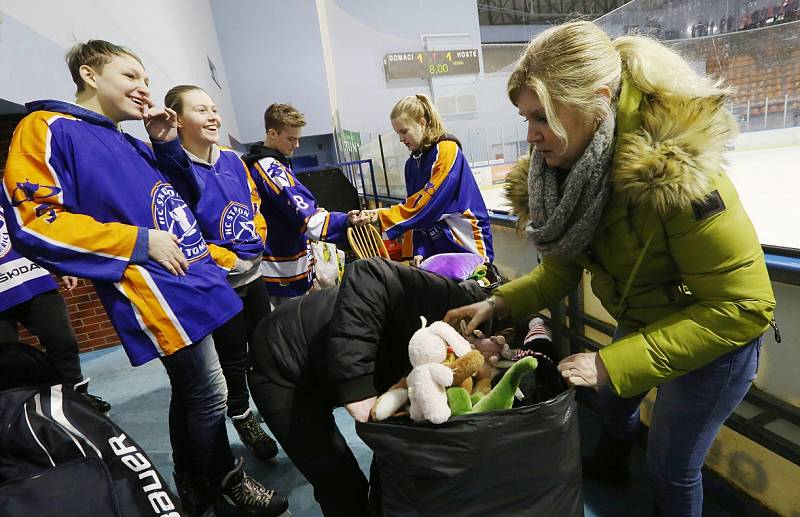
top-left (446, 21), bottom-right (774, 516)
top-left (366, 94), bottom-right (494, 264)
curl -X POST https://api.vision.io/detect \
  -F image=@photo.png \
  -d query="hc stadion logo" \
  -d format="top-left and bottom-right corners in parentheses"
top-left (0, 212), bottom-right (11, 258)
top-left (151, 182), bottom-right (208, 262)
top-left (220, 202), bottom-right (259, 244)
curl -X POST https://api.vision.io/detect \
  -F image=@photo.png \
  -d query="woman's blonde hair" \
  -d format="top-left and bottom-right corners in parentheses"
top-left (164, 84), bottom-right (206, 115)
top-left (390, 94), bottom-right (447, 149)
top-left (507, 21), bottom-right (731, 146)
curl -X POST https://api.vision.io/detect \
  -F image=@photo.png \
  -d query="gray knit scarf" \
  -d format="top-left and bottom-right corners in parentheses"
top-left (527, 114), bottom-right (616, 257)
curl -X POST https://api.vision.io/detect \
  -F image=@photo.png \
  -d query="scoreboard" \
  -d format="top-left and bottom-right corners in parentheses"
top-left (384, 49), bottom-right (480, 80)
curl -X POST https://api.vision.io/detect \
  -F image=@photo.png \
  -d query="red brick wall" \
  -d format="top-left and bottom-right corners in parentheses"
top-left (1, 113), bottom-right (120, 352)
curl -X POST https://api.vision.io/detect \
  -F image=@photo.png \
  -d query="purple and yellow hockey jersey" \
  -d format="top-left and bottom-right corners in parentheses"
top-left (377, 137), bottom-right (494, 261)
top-left (159, 144), bottom-right (267, 271)
top-left (243, 145), bottom-right (349, 297)
top-left (1, 100), bottom-right (242, 366)
top-left (0, 204), bottom-right (58, 312)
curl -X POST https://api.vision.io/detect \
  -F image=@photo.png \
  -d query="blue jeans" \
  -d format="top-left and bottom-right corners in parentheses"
top-left (595, 330), bottom-right (762, 517)
top-left (160, 335), bottom-right (234, 484)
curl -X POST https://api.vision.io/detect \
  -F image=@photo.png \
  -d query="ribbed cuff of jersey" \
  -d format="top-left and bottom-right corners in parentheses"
top-left (130, 227), bottom-right (149, 265)
top-left (334, 375), bottom-right (377, 406)
top-left (151, 137), bottom-right (191, 168)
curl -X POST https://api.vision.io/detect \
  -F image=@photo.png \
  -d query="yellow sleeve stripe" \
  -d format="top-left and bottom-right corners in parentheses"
top-left (287, 166), bottom-right (296, 187)
top-left (10, 112), bottom-right (69, 218)
top-left (299, 208), bottom-right (324, 234)
top-left (117, 265), bottom-right (191, 355)
top-left (465, 209), bottom-right (487, 258)
top-left (241, 157), bottom-right (267, 242)
top-left (321, 213), bottom-right (331, 240)
top-left (208, 243), bottom-right (237, 270)
top-left (4, 111), bottom-right (137, 260)
top-left (378, 141), bottom-right (458, 231)
top-left (254, 161), bottom-right (281, 195)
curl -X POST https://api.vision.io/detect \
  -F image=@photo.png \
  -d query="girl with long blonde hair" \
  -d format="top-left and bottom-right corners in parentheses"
top-left (367, 94), bottom-right (494, 264)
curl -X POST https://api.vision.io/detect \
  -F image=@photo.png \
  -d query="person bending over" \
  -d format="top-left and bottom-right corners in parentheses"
top-left (248, 258), bottom-right (487, 516)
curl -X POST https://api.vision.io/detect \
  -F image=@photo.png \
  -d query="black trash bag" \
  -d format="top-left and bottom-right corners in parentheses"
top-left (491, 353), bottom-right (568, 408)
top-left (0, 384), bottom-right (180, 517)
top-left (357, 388), bottom-right (582, 517)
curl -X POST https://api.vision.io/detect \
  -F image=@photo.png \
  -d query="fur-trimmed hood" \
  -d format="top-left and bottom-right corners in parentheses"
top-left (505, 90), bottom-right (739, 225)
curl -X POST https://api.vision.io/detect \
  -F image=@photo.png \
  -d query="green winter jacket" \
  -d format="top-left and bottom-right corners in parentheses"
top-left (496, 78), bottom-right (776, 398)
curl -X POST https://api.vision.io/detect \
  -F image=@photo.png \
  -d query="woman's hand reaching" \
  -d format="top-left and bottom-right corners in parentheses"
top-left (444, 297), bottom-right (500, 336)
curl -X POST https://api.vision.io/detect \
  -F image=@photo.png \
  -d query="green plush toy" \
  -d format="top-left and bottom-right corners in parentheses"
top-left (447, 356), bottom-right (538, 417)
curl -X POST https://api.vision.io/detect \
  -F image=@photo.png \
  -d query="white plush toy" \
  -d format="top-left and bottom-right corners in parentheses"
top-left (406, 316), bottom-right (472, 424)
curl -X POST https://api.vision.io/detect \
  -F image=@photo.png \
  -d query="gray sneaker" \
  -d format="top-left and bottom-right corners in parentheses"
top-left (214, 458), bottom-right (289, 517)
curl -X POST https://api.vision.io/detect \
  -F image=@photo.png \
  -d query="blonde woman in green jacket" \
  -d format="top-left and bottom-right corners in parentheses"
top-left (445, 21), bottom-right (775, 517)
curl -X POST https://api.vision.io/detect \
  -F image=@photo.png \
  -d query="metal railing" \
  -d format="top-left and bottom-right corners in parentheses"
top-left (359, 96), bottom-right (799, 199)
top-left (734, 95), bottom-right (800, 131)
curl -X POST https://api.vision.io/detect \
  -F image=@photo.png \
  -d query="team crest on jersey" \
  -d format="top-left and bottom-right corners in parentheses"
top-left (10, 180), bottom-right (61, 223)
top-left (265, 160), bottom-right (292, 188)
top-left (10, 180), bottom-right (62, 207)
top-left (0, 212), bottom-right (11, 258)
top-left (151, 182), bottom-right (208, 262)
top-left (411, 181), bottom-right (437, 208)
top-left (220, 202), bottom-right (259, 243)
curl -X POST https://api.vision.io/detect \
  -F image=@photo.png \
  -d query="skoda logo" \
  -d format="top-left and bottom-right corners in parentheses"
top-left (220, 202), bottom-right (258, 243)
top-left (151, 182), bottom-right (208, 262)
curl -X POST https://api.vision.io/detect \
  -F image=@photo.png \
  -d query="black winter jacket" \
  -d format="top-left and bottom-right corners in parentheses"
top-left (250, 258), bottom-right (486, 406)
top-left (241, 143), bottom-right (291, 169)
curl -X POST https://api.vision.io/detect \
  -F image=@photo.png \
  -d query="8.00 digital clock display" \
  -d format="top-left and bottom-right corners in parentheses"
top-left (384, 49), bottom-right (480, 80)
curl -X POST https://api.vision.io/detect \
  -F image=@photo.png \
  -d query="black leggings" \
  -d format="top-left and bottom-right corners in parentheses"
top-left (212, 278), bottom-right (270, 417)
top-left (0, 290), bottom-right (83, 386)
top-left (248, 349), bottom-right (370, 517)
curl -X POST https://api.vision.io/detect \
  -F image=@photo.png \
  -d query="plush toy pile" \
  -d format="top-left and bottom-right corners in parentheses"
top-left (371, 316), bottom-right (567, 424)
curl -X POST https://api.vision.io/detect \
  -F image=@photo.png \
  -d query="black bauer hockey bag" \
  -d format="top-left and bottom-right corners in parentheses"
top-left (0, 383), bottom-right (179, 517)
top-left (357, 388), bottom-right (583, 517)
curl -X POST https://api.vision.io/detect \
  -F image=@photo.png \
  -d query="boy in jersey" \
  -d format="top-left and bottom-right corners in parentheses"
top-left (242, 104), bottom-right (368, 306)
top-left (1, 40), bottom-right (287, 517)
top-left (0, 206), bottom-right (110, 414)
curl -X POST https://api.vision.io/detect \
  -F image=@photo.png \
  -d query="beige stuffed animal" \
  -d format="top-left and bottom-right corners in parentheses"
top-left (371, 350), bottom-right (484, 422)
top-left (371, 378), bottom-right (409, 421)
top-left (407, 316), bottom-right (472, 424)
